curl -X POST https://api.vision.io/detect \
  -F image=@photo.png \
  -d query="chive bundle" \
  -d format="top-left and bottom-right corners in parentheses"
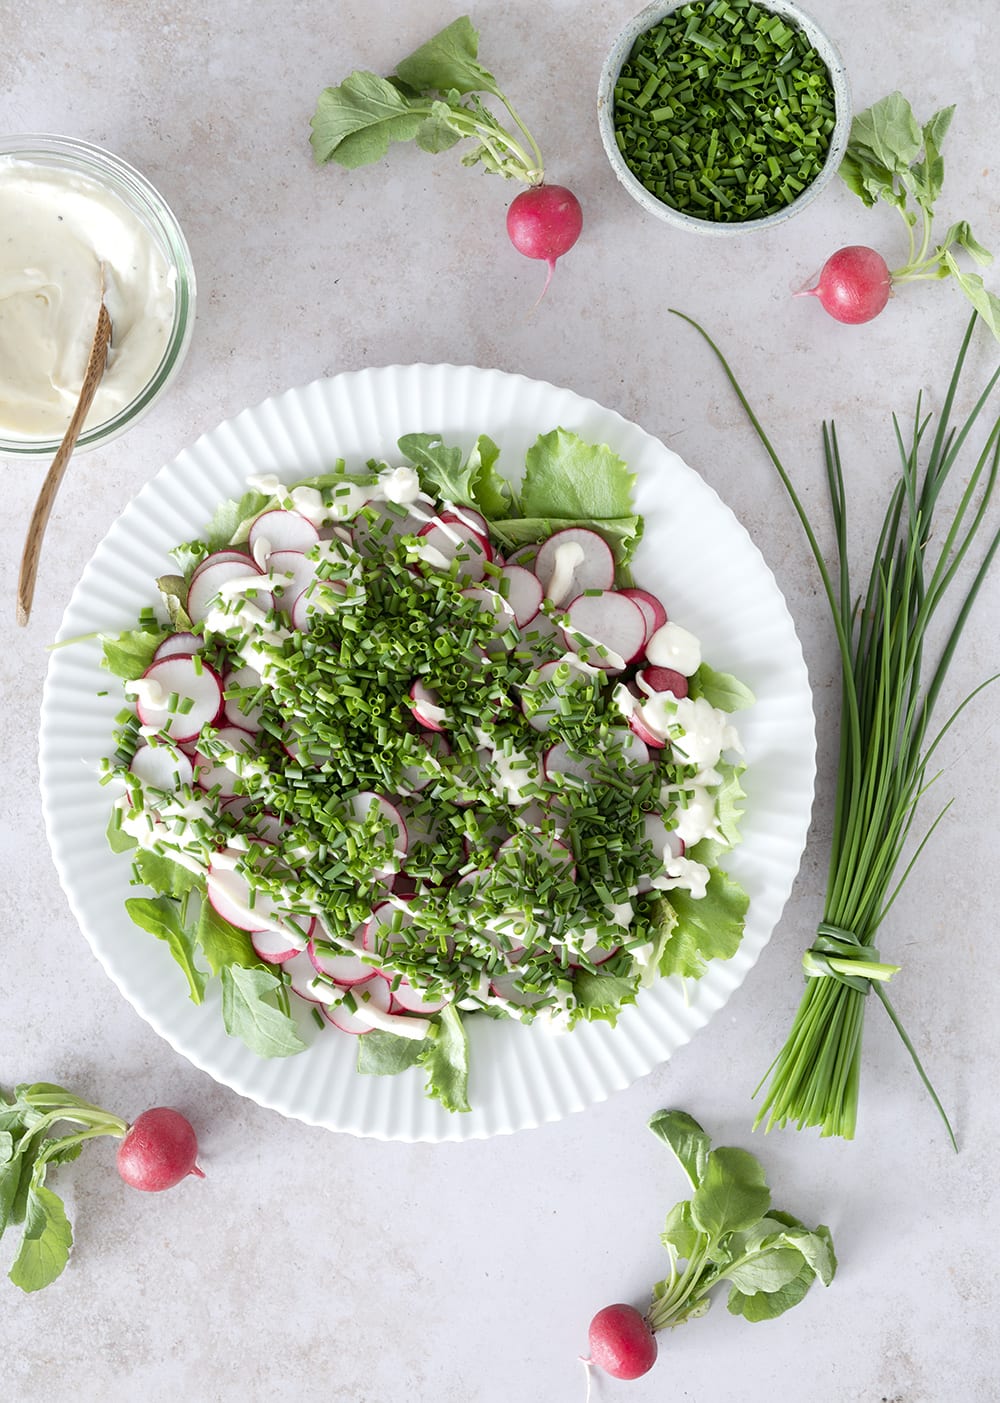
top-left (613, 0), bottom-right (837, 223)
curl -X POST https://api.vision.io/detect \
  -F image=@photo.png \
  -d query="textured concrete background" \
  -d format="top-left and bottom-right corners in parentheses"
top-left (2, 2), bottom-right (998, 1399)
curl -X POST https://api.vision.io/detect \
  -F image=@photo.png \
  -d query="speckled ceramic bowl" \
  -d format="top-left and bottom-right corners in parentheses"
top-left (597, 0), bottom-right (851, 236)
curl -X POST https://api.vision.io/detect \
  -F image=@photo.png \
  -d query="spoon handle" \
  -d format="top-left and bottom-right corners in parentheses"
top-left (16, 302), bottom-right (113, 627)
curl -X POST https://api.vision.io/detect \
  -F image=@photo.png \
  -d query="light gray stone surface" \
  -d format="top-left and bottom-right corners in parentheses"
top-left (2, 2), bottom-right (998, 1398)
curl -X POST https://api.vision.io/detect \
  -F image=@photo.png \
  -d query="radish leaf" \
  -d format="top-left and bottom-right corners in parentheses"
top-left (311, 72), bottom-right (434, 169)
top-left (125, 896), bottom-right (206, 1004)
top-left (394, 16), bottom-right (497, 98)
top-left (357, 1029), bottom-right (426, 1076)
top-left (419, 1005), bottom-right (469, 1113)
top-left (8, 1183), bottom-right (73, 1294)
top-left (649, 1109), bottom-right (711, 1190)
top-left (688, 663), bottom-right (755, 712)
top-left (220, 966), bottom-right (307, 1058)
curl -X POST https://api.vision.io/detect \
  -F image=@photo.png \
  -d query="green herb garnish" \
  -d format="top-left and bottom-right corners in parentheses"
top-left (612, 0), bottom-right (837, 222)
top-left (673, 308), bottom-right (1000, 1144)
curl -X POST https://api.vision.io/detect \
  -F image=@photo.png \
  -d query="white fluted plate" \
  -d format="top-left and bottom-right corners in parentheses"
top-left (40, 364), bottom-right (815, 1141)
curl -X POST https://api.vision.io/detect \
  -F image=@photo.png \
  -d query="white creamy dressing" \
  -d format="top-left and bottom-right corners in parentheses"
top-left (125, 675), bottom-right (167, 709)
top-left (0, 159), bottom-right (176, 439)
top-left (645, 620), bottom-right (702, 675)
top-left (543, 539), bottom-right (585, 605)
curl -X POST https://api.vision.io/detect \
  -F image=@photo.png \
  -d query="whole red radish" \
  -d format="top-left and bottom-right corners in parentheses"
top-left (796, 245), bottom-right (892, 325)
top-left (507, 185), bottom-right (583, 300)
top-left (587, 1303), bottom-right (658, 1380)
top-left (116, 1107), bottom-right (205, 1192)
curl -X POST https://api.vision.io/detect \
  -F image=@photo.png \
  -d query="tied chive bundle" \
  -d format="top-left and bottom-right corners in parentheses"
top-left (613, 0), bottom-right (836, 223)
top-left (674, 309), bottom-right (1000, 1144)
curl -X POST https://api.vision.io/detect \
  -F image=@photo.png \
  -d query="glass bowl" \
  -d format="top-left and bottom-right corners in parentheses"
top-left (0, 134), bottom-right (196, 456)
top-left (597, 0), bottom-right (851, 237)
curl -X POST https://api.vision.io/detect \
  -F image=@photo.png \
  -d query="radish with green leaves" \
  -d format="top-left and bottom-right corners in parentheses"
top-left (582, 1110), bottom-right (836, 1387)
top-left (310, 16), bottom-right (582, 298)
top-left (0, 1083), bottom-right (203, 1293)
top-left (799, 92), bottom-right (1000, 334)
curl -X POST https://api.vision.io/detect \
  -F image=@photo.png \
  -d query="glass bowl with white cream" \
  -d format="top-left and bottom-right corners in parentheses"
top-left (0, 134), bottom-right (196, 456)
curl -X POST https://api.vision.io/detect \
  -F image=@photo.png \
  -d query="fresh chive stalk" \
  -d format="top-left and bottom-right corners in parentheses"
top-left (673, 309), bottom-right (1000, 1144)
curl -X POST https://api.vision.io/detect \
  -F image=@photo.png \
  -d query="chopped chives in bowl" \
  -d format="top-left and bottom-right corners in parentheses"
top-left (601, 0), bottom-right (846, 229)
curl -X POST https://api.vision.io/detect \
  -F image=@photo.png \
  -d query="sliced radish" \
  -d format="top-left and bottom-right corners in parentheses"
top-left (353, 500), bottom-right (428, 556)
top-left (308, 932), bottom-right (376, 986)
top-left (620, 587), bottom-right (668, 642)
top-left (131, 656), bottom-right (224, 743)
top-left (322, 974), bottom-right (391, 1034)
top-left (459, 586), bottom-right (515, 632)
top-left (268, 549), bottom-right (319, 614)
top-left (186, 558), bottom-right (274, 627)
top-left (364, 899), bottom-right (415, 954)
top-left (284, 949), bottom-right (333, 1002)
top-left (248, 509), bottom-right (319, 560)
top-left (606, 728), bottom-right (651, 768)
top-left (129, 738), bottom-right (194, 793)
top-left (409, 680), bottom-right (447, 732)
top-left (570, 933), bottom-right (621, 969)
top-left (497, 565), bottom-right (543, 627)
top-left (194, 725), bottom-right (257, 797)
top-left (251, 928), bottom-right (301, 964)
top-left (223, 664), bottom-right (265, 731)
top-left (534, 527), bottom-right (615, 606)
top-left (515, 608), bottom-right (566, 664)
top-left (488, 971), bottom-right (544, 1008)
top-left (638, 665), bottom-right (689, 699)
top-left (206, 856), bottom-right (283, 933)
top-left (563, 591), bottom-right (646, 671)
top-left (390, 979), bottom-right (450, 1015)
top-left (505, 543), bottom-right (539, 568)
top-left (190, 549), bottom-right (256, 576)
top-left (441, 505), bottom-right (489, 536)
top-left (414, 517), bottom-right (492, 581)
top-left (542, 740), bottom-right (597, 785)
top-left (153, 632), bottom-right (203, 661)
top-left (629, 709), bottom-right (667, 749)
top-left (637, 811), bottom-right (685, 893)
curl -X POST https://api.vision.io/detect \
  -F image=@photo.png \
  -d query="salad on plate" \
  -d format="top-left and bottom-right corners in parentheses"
top-left (99, 426), bottom-right (753, 1112)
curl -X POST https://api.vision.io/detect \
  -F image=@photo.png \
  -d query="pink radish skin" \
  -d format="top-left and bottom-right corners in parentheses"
top-left (506, 184), bottom-right (583, 300)
top-left (116, 1108), bottom-right (204, 1192)
top-left (248, 508), bottom-right (319, 559)
top-left (153, 631), bottom-right (203, 661)
top-left (637, 665), bottom-right (689, 699)
top-left (534, 527), bottom-right (615, 605)
top-left (134, 656), bottom-right (224, 743)
top-left (586, 1304), bottom-right (658, 1381)
top-left (620, 588), bottom-right (667, 642)
top-left (498, 564), bottom-right (543, 626)
top-left (563, 591), bottom-right (647, 670)
top-left (796, 245), bottom-right (892, 325)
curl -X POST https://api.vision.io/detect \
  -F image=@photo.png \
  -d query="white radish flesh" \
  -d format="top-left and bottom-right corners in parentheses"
top-left (131, 656), bottom-right (224, 743)
top-left (186, 558), bottom-right (273, 626)
top-left (153, 632), bottom-right (203, 661)
top-left (248, 509), bottom-right (319, 559)
top-left (533, 528), bottom-right (615, 605)
top-left (414, 518), bottom-right (493, 581)
top-left (129, 739), bottom-right (194, 793)
top-left (390, 979), bottom-right (449, 1015)
top-left (308, 933), bottom-right (376, 986)
top-left (268, 549), bottom-right (319, 614)
top-left (497, 565), bottom-right (543, 627)
top-left (223, 664), bottom-right (265, 731)
top-left (251, 929), bottom-right (301, 964)
top-left (409, 680), bottom-right (447, 732)
top-left (194, 725), bottom-right (257, 797)
top-left (206, 859), bottom-right (282, 933)
top-left (563, 591), bottom-right (646, 670)
top-left (322, 974), bottom-right (393, 1034)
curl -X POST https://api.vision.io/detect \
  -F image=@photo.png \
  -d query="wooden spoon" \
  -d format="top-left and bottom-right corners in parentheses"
top-left (16, 297), bottom-right (113, 627)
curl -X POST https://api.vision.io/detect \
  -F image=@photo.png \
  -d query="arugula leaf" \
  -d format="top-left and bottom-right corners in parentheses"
top-left (106, 810), bottom-right (137, 855)
top-left (419, 1005), bottom-right (469, 1112)
top-left (648, 1109), bottom-right (711, 1190)
top-left (688, 663), bottom-right (755, 712)
top-left (195, 901), bottom-right (266, 974)
top-left (311, 71), bottom-right (434, 168)
top-left (101, 626), bottom-right (165, 681)
top-left (8, 1182), bottom-right (73, 1293)
top-left (125, 896), bottom-right (206, 1004)
top-left (132, 847), bottom-right (200, 900)
top-left (398, 431), bottom-right (513, 519)
top-left (220, 965), bottom-right (307, 1058)
top-left (394, 16), bottom-right (498, 97)
top-left (357, 1029), bottom-right (426, 1076)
